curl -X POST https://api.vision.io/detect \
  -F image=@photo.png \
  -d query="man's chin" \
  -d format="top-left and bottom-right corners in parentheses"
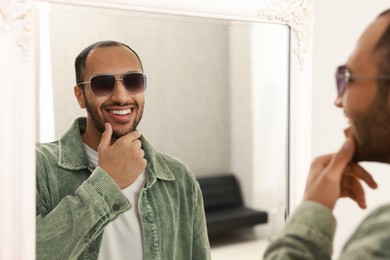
top-left (352, 146), bottom-right (389, 163)
top-left (352, 148), bottom-right (363, 162)
top-left (351, 141), bottom-right (373, 162)
top-left (112, 129), bottom-right (135, 139)
top-left (111, 123), bottom-right (139, 139)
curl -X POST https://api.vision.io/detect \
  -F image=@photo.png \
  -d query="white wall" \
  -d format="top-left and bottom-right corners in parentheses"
top-left (312, 0), bottom-right (390, 257)
top-left (229, 22), bottom-right (289, 232)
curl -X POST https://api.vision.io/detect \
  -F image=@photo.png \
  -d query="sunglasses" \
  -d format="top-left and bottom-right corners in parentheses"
top-left (77, 72), bottom-right (147, 96)
top-left (335, 65), bottom-right (390, 97)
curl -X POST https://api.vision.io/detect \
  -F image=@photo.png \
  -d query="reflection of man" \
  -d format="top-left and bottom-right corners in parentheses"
top-left (264, 9), bottom-right (390, 259)
top-left (36, 41), bottom-right (211, 260)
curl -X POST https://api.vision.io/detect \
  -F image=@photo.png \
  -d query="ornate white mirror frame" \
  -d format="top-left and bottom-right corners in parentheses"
top-left (0, 0), bottom-right (313, 258)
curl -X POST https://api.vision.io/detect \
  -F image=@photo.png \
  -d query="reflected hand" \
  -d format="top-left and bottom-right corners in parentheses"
top-left (303, 138), bottom-right (377, 211)
top-left (98, 123), bottom-right (147, 189)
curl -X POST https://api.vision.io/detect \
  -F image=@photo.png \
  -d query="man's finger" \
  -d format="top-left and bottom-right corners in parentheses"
top-left (350, 178), bottom-right (367, 209)
top-left (325, 138), bottom-right (356, 178)
top-left (119, 130), bottom-right (142, 144)
top-left (98, 123), bottom-right (112, 152)
top-left (344, 178), bottom-right (367, 209)
top-left (351, 163), bottom-right (378, 189)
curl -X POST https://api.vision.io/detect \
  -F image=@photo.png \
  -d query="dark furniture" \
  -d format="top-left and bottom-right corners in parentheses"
top-left (197, 174), bottom-right (268, 238)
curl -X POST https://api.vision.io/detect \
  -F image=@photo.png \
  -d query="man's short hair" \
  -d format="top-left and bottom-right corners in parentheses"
top-left (376, 10), bottom-right (390, 97)
top-left (74, 41), bottom-right (143, 84)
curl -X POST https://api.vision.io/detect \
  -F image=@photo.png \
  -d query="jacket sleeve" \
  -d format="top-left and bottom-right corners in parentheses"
top-left (192, 179), bottom-right (212, 260)
top-left (339, 205), bottom-right (390, 259)
top-left (36, 152), bottom-right (131, 260)
top-left (263, 202), bottom-right (336, 260)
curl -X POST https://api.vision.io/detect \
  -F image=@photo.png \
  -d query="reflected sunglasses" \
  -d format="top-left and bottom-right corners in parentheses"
top-left (335, 65), bottom-right (390, 97)
top-left (77, 72), bottom-right (147, 96)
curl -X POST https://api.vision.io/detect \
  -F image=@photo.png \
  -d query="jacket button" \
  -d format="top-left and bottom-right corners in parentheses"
top-left (112, 204), bottom-right (120, 211)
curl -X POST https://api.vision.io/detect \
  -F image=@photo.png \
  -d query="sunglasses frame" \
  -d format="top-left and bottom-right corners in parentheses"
top-left (335, 65), bottom-right (390, 97)
top-left (77, 72), bottom-right (147, 96)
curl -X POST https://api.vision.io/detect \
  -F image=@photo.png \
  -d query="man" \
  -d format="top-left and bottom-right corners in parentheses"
top-left (36, 41), bottom-right (211, 260)
top-left (264, 9), bottom-right (390, 259)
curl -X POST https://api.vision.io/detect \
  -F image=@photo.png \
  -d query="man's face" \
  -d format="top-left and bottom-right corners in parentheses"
top-left (75, 45), bottom-right (145, 140)
top-left (349, 93), bottom-right (390, 162)
top-left (335, 15), bottom-right (390, 163)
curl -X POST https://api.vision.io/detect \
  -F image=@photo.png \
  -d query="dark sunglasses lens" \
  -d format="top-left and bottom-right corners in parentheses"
top-left (335, 66), bottom-right (347, 96)
top-left (91, 75), bottom-right (115, 96)
top-left (122, 73), bottom-right (146, 93)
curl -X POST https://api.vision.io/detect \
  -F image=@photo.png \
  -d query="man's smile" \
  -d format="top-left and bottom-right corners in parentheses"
top-left (109, 108), bottom-right (132, 115)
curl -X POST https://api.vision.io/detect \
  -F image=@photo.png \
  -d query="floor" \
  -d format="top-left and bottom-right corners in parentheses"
top-left (209, 229), bottom-right (271, 260)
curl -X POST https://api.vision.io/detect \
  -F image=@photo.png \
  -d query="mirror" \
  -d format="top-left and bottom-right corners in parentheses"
top-left (35, 0), bottom-right (290, 245)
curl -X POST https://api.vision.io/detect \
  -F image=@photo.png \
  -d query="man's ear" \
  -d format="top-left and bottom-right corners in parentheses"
top-left (74, 86), bottom-right (86, 108)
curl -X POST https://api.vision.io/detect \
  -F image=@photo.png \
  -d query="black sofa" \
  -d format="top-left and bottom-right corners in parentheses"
top-left (197, 174), bottom-right (268, 238)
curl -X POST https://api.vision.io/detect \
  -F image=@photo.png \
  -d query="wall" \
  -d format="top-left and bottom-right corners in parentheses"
top-left (311, 0), bottom-right (390, 257)
top-left (229, 22), bottom-right (289, 225)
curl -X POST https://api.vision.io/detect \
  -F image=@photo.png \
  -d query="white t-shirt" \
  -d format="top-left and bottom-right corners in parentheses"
top-left (83, 143), bottom-right (145, 260)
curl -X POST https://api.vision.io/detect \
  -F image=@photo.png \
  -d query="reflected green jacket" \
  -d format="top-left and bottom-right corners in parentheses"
top-left (264, 201), bottom-right (390, 259)
top-left (36, 118), bottom-right (211, 260)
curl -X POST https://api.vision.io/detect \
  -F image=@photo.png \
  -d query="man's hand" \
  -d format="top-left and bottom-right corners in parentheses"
top-left (97, 123), bottom-right (147, 189)
top-left (303, 138), bottom-right (377, 210)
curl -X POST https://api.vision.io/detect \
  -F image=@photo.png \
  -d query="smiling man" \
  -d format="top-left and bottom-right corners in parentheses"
top-left (263, 9), bottom-right (390, 260)
top-left (36, 41), bottom-right (211, 260)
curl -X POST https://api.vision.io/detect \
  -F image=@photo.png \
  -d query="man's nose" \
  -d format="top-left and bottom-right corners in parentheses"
top-left (334, 95), bottom-right (343, 108)
top-left (110, 79), bottom-right (130, 102)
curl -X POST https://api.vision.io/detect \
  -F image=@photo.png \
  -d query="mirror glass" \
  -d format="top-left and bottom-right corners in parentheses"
top-left (36, 1), bottom-right (290, 244)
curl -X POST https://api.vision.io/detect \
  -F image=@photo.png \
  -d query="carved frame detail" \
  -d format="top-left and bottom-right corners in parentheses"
top-left (0, 0), bottom-right (34, 55)
top-left (258, 0), bottom-right (314, 68)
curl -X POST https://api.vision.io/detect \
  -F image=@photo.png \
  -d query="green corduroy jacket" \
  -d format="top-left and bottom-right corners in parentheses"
top-left (264, 201), bottom-right (390, 259)
top-left (36, 117), bottom-right (211, 260)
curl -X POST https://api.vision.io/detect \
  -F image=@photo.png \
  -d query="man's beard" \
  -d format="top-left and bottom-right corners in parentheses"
top-left (352, 94), bottom-right (390, 163)
top-left (84, 97), bottom-right (144, 139)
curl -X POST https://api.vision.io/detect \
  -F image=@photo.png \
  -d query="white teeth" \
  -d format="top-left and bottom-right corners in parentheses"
top-left (110, 109), bottom-right (131, 115)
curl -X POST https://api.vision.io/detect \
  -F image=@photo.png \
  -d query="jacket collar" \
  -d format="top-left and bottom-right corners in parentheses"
top-left (58, 117), bottom-right (90, 171)
top-left (58, 117), bottom-right (175, 184)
